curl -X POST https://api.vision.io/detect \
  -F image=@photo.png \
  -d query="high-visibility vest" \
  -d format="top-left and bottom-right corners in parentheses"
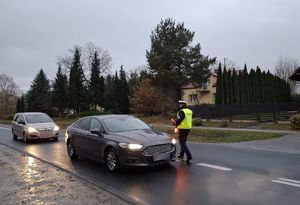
top-left (177, 108), bottom-right (193, 129)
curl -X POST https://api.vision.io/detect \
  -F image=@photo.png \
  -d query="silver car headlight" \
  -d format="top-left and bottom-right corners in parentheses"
top-left (28, 127), bottom-right (38, 133)
top-left (172, 138), bottom-right (176, 145)
top-left (54, 125), bottom-right (60, 131)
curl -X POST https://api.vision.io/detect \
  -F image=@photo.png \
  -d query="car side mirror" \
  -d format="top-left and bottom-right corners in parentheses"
top-left (90, 128), bottom-right (103, 137)
top-left (18, 120), bottom-right (25, 125)
top-left (148, 124), bottom-right (154, 129)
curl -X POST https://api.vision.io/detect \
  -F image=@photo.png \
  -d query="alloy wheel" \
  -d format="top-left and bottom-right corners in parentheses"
top-left (106, 149), bottom-right (118, 172)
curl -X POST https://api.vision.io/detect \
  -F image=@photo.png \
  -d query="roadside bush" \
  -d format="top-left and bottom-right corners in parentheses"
top-left (290, 114), bottom-right (300, 130)
top-left (193, 118), bottom-right (202, 126)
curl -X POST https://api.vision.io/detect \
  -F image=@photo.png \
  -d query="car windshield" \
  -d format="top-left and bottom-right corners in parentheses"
top-left (25, 113), bottom-right (53, 123)
top-left (103, 117), bottom-right (150, 133)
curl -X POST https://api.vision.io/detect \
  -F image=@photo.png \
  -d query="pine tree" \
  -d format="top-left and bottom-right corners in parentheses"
top-left (16, 98), bottom-right (21, 113)
top-left (118, 66), bottom-right (130, 114)
top-left (146, 18), bottom-right (216, 102)
top-left (68, 47), bottom-right (89, 112)
top-left (104, 74), bottom-right (119, 113)
top-left (256, 66), bottom-right (262, 103)
top-left (223, 67), bottom-right (228, 104)
top-left (20, 95), bottom-right (25, 112)
top-left (26, 69), bottom-right (51, 113)
top-left (52, 64), bottom-right (68, 115)
top-left (215, 63), bottom-right (224, 104)
top-left (89, 51), bottom-right (102, 110)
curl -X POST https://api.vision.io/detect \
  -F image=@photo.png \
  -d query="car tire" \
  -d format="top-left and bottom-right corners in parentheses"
top-left (53, 136), bottom-right (59, 142)
top-left (12, 130), bottom-right (17, 140)
top-left (105, 148), bottom-right (119, 172)
top-left (67, 140), bottom-right (78, 160)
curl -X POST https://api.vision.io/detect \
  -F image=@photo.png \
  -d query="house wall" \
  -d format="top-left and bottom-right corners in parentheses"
top-left (181, 75), bottom-right (217, 105)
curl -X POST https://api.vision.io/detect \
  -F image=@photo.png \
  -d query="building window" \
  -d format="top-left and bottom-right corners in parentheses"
top-left (189, 94), bottom-right (197, 103)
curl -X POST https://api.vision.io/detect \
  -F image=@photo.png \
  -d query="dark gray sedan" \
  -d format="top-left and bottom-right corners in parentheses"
top-left (65, 115), bottom-right (177, 171)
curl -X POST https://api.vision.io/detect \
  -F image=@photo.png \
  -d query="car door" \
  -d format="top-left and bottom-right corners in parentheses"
top-left (11, 114), bottom-right (19, 135)
top-left (73, 118), bottom-right (92, 157)
top-left (15, 114), bottom-right (26, 137)
top-left (85, 118), bottom-right (105, 161)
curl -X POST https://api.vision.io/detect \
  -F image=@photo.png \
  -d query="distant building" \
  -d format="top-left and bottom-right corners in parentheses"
top-left (181, 73), bottom-right (217, 105)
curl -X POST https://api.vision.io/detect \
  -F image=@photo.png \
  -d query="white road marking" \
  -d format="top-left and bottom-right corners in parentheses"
top-left (0, 127), bottom-right (11, 131)
top-left (278, 178), bottom-right (300, 184)
top-left (272, 178), bottom-right (300, 188)
top-left (196, 163), bottom-right (232, 171)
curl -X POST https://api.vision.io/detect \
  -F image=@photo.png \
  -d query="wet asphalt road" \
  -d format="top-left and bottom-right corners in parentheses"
top-left (0, 124), bottom-right (300, 205)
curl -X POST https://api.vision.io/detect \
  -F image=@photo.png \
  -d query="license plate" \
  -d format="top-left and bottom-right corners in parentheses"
top-left (153, 152), bottom-right (170, 161)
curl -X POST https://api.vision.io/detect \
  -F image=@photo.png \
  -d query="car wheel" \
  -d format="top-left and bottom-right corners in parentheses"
top-left (53, 136), bottom-right (59, 142)
top-left (12, 130), bottom-right (17, 140)
top-left (105, 148), bottom-right (119, 172)
top-left (67, 140), bottom-right (78, 160)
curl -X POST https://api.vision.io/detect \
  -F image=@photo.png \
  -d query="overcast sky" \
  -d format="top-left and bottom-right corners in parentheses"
top-left (0, 0), bottom-right (299, 92)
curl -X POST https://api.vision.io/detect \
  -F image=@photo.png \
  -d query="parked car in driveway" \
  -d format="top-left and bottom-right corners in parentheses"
top-left (65, 115), bottom-right (177, 172)
top-left (11, 112), bottom-right (60, 142)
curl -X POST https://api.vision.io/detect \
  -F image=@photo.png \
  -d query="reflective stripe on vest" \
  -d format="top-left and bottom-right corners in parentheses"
top-left (177, 108), bottom-right (193, 129)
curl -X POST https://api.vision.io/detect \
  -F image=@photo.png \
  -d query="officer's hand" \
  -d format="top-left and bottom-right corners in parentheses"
top-left (171, 118), bottom-right (176, 126)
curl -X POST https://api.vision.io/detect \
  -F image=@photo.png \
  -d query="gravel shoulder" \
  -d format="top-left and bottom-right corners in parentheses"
top-left (0, 144), bottom-right (129, 205)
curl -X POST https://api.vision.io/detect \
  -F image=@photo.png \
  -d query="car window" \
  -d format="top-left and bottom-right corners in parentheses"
top-left (18, 115), bottom-right (25, 123)
top-left (77, 118), bottom-right (91, 131)
top-left (13, 114), bottom-right (19, 122)
top-left (25, 113), bottom-right (53, 123)
top-left (90, 119), bottom-right (102, 131)
top-left (103, 117), bottom-right (150, 133)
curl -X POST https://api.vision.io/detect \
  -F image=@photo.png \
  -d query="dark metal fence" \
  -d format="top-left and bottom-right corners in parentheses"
top-left (191, 102), bottom-right (300, 122)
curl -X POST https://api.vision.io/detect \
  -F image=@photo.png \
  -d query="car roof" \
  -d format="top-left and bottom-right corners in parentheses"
top-left (17, 112), bottom-right (47, 115)
top-left (91, 114), bottom-right (135, 120)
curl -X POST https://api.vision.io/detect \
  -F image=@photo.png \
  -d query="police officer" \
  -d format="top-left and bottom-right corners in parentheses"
top-left (171, 100), bottom-right (193, 164)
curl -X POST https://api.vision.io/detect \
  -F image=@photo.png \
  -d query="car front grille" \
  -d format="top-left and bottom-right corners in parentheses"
top-left (143, 144), bottom-right (174, 156)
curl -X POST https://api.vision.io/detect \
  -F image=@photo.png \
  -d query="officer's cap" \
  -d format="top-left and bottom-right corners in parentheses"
top-left (178, 100), bottom-right (187, 104)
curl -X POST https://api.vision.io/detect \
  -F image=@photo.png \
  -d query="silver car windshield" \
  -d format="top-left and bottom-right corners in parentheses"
top-left (103, 117), bottom-right (150, 133)
top-left (25, 114), bottom-right (53, 123)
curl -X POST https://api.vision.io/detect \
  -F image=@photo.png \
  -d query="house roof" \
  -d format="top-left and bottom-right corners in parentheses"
top-left (289, 67), bottom-right (300, 81)
top-left (181, 81), bottom-right (200, 89)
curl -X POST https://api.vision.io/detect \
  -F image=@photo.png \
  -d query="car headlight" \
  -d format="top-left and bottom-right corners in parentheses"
top-left (128, 144), bottom-right (143, 150)
top-left (119, 143), bottom-right (143, 150)
top-left (54, 125), bottom-right (60, 131)
top-left (172, 138), bottom-right (176, 145)
top-left (28, 127), bottom-right (38, 133)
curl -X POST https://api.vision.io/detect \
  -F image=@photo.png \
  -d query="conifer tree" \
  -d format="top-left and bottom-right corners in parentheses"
top-left (53, 64), bottom-right (68, 115)
top-left (89, 51), bottom-right (102, 110)
top-left (118, 66), bottom-right (130, 114)
top-left (68, 47), bottom-right (89, 112)
top-left (26, 69), bottom-right (51, 113)
top-left (215, 63), bottom-right (224, 104)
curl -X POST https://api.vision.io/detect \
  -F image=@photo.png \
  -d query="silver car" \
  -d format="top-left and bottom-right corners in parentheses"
top-left (11, 112), bottom-right (60, 142)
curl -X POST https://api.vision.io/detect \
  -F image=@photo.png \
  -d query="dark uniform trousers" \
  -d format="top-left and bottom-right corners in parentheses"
top-left (178, 129), bottom-right (192, 159)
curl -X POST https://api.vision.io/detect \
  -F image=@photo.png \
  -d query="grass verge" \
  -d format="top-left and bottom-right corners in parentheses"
top-left (261, 123), bottom-right (291, 130)
top-left (155, 126), bottom-right (285, 143)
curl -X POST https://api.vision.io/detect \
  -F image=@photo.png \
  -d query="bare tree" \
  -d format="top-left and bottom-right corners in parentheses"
top-left (275, 55), bottom-right (299, 94)
top-left (0, 74), bottom-right (20, 118)
top-left (57, 42), bottom-right (112, 79)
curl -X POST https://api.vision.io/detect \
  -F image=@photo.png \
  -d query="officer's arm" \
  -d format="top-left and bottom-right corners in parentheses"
top-left (176, 110), bottom-right (185, 126)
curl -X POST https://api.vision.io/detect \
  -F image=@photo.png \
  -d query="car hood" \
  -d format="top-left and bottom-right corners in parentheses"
top-left (109, 129), bottom-right (171, 146)
top-left (26, 122), bottom-right (56, 130)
